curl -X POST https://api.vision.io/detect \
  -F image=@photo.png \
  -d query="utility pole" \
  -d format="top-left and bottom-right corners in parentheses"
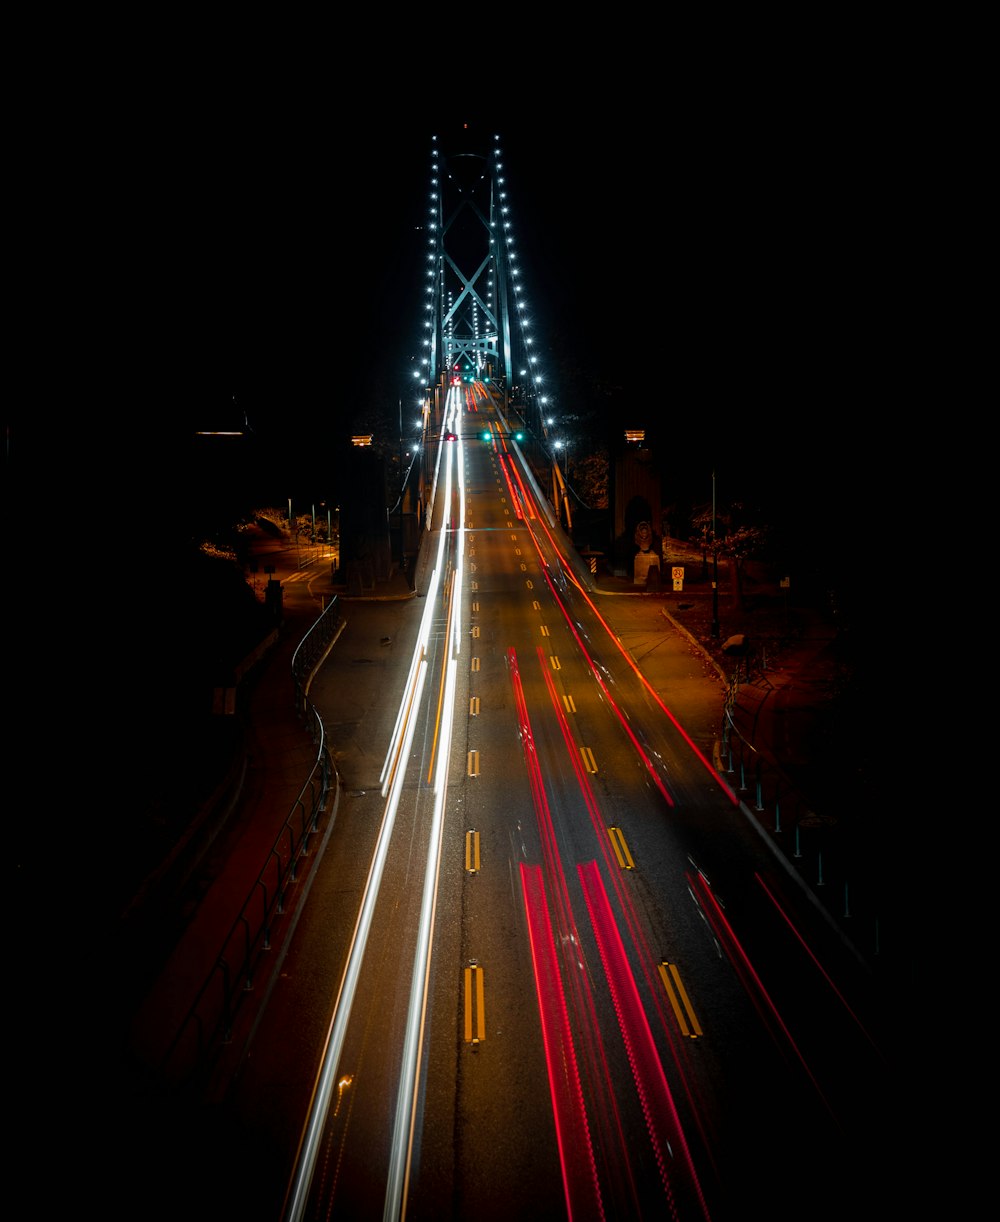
top-left (711, 470), bottom-right (720, 639)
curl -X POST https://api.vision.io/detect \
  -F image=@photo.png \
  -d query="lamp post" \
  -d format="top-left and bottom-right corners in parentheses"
top-left (554, 438), bottom-right (567, 488)
top-left (556, 438), bottom-right (572, 477)
top-left (711, 470), bottom-right (720, 639)
top-left (288, 496), bottom-right (299, 566)
top-left (553, 440), bottom-right (573, 531)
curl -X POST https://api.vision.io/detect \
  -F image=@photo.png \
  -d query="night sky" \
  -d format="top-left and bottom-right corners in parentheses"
top-left (196, 98), bottom-right (911, 542)
top-left (8, 79), bottom-right (922, 612)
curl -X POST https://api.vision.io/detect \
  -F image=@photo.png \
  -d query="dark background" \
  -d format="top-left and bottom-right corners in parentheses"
top-left (3, 45), bottom-right (954, 1215)
top-left (8, 73), bottom-right (930, 767)
top-left (10, 83), bottom-right (925, 545)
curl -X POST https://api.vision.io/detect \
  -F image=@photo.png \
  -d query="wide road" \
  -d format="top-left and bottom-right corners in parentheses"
top-left (226, 384), bottom-right (912, 1222)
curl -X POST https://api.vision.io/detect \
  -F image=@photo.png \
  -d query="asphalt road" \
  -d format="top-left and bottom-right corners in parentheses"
top-left (96, 401), bottom-right (920, 1222)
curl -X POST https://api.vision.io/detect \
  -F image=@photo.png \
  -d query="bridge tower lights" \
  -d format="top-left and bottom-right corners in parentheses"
top-left (411, 129), bottom-right (553, 442)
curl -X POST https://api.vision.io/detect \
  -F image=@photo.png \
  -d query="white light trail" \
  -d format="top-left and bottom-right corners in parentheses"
top-left (284, 396), bottom-right (465, 1222)
top-left (283, 651), bottom-right (427, 1222)
top-left (389, 434), bottom-right (465, 1219)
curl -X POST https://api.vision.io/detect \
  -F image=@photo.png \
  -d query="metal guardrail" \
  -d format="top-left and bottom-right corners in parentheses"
top-left (720, 667), bottom-right (883, 969)
top-left (291, 594), bottom-right (342, 717)
top-left (160, 596), bottom-right (344, 1089)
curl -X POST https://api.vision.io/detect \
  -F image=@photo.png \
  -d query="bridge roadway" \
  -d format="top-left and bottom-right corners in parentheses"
top-left (106, 497), bottom-right (903, 1220)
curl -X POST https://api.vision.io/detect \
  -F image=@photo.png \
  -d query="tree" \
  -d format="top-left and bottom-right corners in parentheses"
top-left (689, 501), bottom-right (770, 613)
top-left (719, 523), bottom-right (770, 613)
top-left (572, 442), bottom-right (609, 509)
top-left (690, 503), bottom-right (716, 579)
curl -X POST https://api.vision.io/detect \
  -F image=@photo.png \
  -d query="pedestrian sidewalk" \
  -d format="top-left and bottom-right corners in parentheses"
top-left (118, 551), bottom-right (419, 1091)
top-left (123, 594), bottom-right (325, 1075)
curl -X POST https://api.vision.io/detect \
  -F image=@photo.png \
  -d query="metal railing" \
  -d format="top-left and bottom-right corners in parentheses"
top-left (720, 665), bottom-right (885, 971)
top-left (159, 596), bottom-right (344, 1090)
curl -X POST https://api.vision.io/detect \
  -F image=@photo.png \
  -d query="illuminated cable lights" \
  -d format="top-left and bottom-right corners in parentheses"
top-left (407, 132), bottom-right (555, 420)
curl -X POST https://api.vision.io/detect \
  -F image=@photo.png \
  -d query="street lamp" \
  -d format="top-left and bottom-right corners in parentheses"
top-left (288, 496), bottom-right (300, 566)
top-left (711, 471), bottom-right (720, 639)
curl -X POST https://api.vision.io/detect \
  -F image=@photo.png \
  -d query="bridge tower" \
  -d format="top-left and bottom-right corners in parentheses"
top-left (421, 129), bottom-right (522, 416)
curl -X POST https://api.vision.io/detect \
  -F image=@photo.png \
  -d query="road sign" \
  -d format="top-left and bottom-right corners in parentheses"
top-left (672, 566), bottom-right (684, 592)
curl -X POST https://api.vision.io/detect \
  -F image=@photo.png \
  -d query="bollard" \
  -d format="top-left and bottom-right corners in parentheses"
top-left (794, 826), bottom-right (802, 859)
top-left (774, 801), bottom-right (781, 833)
top-left (739, 762), bottom-right (747, 791)
top-left (843, 883), bottom-right (851, 918)
top-left (817, 852), bottom-right (825, 885)
top-left (755, 780), bottom-right (764, 812)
